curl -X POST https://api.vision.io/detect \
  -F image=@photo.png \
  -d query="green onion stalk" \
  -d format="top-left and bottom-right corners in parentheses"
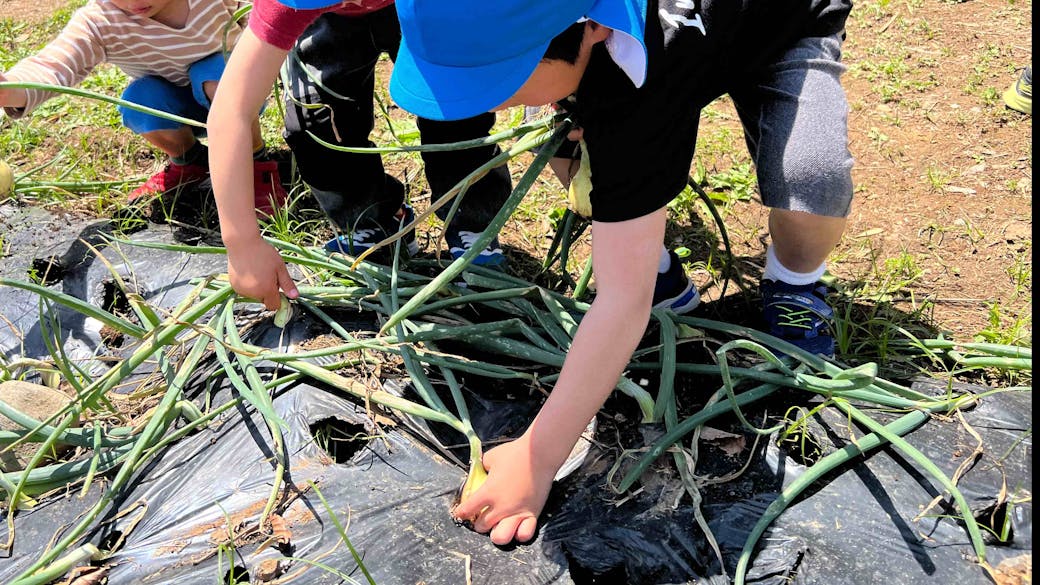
top-left (1, 107), bottom-right (1031, 582)
top-left (608, 326), bottom-right (1001, 581)
top-left (0, 81), bottom-right (205, 128)
top-left (1, 279), bottom-right (232, 556)
top-left (343, 120), bottom-right (565, 269)
top-left (305, 113), bottom-right (560, 155)
top-left (733, 393), bottom-right (982, 585)
top-left (375, 120), bottom-right (573, 327)
top-left (388, 241), bottom-right (487, 508)
top-left (16, 544), bottom-right (100, 585)
top-left (215, 299), bottom-right (288, 527)
top-left (9, 311), bottom-right (219, 583)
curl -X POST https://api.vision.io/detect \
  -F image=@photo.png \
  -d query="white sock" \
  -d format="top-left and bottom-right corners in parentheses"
top-left (658, 245), bottom-right (671, 273)
top-left (763, 245), bottom-right (825, 285)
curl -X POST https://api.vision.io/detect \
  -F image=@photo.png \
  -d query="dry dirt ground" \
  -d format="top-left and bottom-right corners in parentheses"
top-left (0, 0), bottom-right (69, 22)
top-left (1, 0), bottom-right (1033, 347)
top-left (833, 0), bottom-right (1032, 342)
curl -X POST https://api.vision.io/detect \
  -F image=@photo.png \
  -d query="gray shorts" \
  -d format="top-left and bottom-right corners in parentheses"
top-left (730, 33), bottom-right (854, 218)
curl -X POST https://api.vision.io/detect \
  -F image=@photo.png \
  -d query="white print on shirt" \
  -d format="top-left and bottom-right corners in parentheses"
top-left (659, 0), bottom-right (706, 36)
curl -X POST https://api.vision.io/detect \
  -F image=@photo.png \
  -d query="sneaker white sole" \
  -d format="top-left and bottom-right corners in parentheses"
top-left (325, 238), bottom-right (420, 258)
top-left (653, 281), bottom-right (701, 315)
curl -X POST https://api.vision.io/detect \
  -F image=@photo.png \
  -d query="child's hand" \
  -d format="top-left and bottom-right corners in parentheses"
top-left (0, 72), bottom-right (19, 108)
top-left (452, 433), bottom-right (557, 545)
top-left (226, 238), bottom-right (298, 310)
top-left (0, 72), bottom-right (27, 109)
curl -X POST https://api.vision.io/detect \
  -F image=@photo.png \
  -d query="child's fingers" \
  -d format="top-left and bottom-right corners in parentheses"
top-left (471, 504), bottom-right (501, 534)
top-left (261, 286), bottom-right (282, 311)
top-left (489, 515), bottom-right (524, 546)
top-left (453, 489), bottom-right (492, 523)
top-left (515, 517), bottom-right (538, 543)
top-left (277, 264), bottom-right (299, 299)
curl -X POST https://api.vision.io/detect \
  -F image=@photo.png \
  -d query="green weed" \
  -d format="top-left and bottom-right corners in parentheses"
top-left (673, 159), bottom-right (758, 222)
top-left (954, 218), bottom-right (986, 247)
top-left (883, 251), bottom-right (923, 282)
top-left (920, 218), bottom-right (986, 249)
top-left (706, 162), bottom-right (758, 204)
top-left (925, 165), bottom-right (950, 192)
top-left (852, 46), bottom-right (939, 104)
top-left (860, 0), bottom-right (894, 20)
top-left (214, 504), bottom-right (249, 585)
top-left (831, 291), bottom-right (941, 377)
top-left (976, 302), bottom-right (1031, 347)
top-left (980, 86), bottom-right (1001, 107)
top-left (840, 248), bottom-right (926, 302)
top-left (868, 127), bottom-right (890, 152)
top-left (1005, 246), bottom-right (1032, 295)
top-left (776, 404), bottom-right (827, 466)
top-left (914, 19), bottom-right (937, 41)
top-left (963, 44), bottom-right (1004, 98)
top-left (260, 186), bottom-right (331, 248)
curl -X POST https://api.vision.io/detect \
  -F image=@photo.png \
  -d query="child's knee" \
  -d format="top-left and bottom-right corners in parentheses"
top-left (119, 76), bottom-right (185, 134)
top-left (187, 53), bottom-right (228, 108)
top-left (122, 76), bottom-right (172, 106)
top-left (202, 80), bottom-right (219, 102)
top-left (760, 144), bottom-right (854, 218)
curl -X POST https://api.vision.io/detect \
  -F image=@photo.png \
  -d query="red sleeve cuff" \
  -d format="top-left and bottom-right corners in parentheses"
top-left (248, 0), bottom-right (325, 51)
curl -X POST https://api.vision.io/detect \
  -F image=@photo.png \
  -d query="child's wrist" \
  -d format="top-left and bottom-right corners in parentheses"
top-left (520, 427), bottom-right (573, 477)
top-left (220, 225), bottom-right (264, 249)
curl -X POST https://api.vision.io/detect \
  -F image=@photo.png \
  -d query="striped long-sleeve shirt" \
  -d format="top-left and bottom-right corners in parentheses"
top-left (3, 0), bottom-right (245, 118)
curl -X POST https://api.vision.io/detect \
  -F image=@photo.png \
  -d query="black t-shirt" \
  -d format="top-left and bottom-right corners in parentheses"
top-left (575, 0), bottom-right (852, 222)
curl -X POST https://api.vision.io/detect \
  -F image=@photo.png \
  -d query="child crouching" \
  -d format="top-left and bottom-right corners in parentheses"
top-left (0, 0), bottom-right (286, 214)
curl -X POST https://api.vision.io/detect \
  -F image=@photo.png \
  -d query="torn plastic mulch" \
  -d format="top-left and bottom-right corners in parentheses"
top-left (0, 207), bottom-right (228, 383)
top-left (1, 345), bottom-right (1029, 584)
top-left (0, 215), bottom-right (1032, 584)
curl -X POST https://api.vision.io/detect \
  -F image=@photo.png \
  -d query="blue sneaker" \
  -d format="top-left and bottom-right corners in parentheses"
top-left (760, 279), bottom-right (835, 357)
top-left (652, 250), bottom-right (700, 314)
top-left (444, 227), bottom-right (507, 267)
top-left (325, 204), bottom-right (420, 258)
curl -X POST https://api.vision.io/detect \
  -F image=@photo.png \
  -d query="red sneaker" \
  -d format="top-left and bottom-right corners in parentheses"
top-left (253, 159), bottom-right (288, 218)
top-left (129, 161), bottom-right (209, 202)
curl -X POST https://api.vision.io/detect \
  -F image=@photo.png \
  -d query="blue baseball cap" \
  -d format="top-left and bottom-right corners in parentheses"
top-left (389, 0), bottom-right (648, 121)
top-left (274, 0), bottom-right (341, 8)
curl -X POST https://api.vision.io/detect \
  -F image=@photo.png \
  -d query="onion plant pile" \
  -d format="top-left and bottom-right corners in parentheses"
top-left (0, 112), bottom-right (1031, 585)
top-left (0, 154), bottom-right (143, 201)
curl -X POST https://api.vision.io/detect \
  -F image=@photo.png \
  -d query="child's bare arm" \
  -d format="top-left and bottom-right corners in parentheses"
top-left (1, 10), bottom-right (105, 117)
top-left (454, 207), bottom-right (668, 545)
top-left (208, 29), bottom-right (298, 310)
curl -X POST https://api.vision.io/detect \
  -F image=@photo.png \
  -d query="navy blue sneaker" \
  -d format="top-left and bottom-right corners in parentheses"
top-left (760, 279), bottom-right (835, 357)
top-left (652, 250), bottom-right (700, 314)
top-left (444, 227), bottom-right (507, 267)
top-left (325, 204), bottom-right (420, 258)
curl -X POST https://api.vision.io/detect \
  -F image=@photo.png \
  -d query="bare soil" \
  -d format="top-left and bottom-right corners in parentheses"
top-left (2, 0), bottom-right (1032, 345)
top-left (0, 0), bottom-right (69, 22)
top-left (834, 0), bottom-right (1033, 341)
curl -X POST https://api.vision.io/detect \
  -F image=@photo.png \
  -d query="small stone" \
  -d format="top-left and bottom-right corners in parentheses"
top-left (0, 380), bottom-right (77, 472)
top-left (992, 554), bottom-right (1031, 585)
top-left (253, 559), bottom-right (283, 582)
